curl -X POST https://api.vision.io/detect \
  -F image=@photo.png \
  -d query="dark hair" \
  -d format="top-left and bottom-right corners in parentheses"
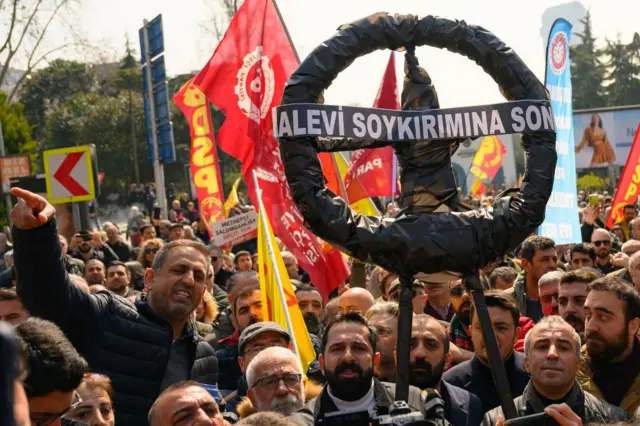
top-left (140, 223), bottom-right (154, 233)
top-left (624, 204), bottom-right (636, 211)
top-left (0, 287), bottom-right (19, 301)
top-left (232, 284), bottom-right (261, 314)
top-left (17, 318), bottom-right (88, 398)
top-left (587, 277), bottom-right (640, 322)
top-left (520, 236), bottom-right (555, 261)
top-left (107, 260), bottom-right (130, 276)
top-left (321, 311), bottom-right (377, 355)
top-left (152, 239), bottom-right (210, 273)
top-left (489, 267), bottom-right (518, 288)
top-left (234, 250), bottom-right (252, 265)
top-left (570, 243), bottom-right (596, 261)
top-left (413, 314), bottom-right (450, 354)
top-left (148, 381), bottom-right (212, 424)
top-left (295, 283), bottom-right (322, 298)
top-left (561, 270), bottom-right (598, 286)
top-left (469, 289), bottom-right (520, 328)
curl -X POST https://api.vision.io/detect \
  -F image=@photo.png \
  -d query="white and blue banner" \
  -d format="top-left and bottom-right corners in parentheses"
top-left (539, 18), bottom-right (581, 244)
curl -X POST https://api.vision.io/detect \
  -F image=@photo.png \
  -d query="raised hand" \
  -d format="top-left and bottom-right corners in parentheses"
top-left (9, 188), bottom-right (56, 230)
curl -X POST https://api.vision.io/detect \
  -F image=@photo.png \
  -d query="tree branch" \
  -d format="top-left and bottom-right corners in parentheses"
top-left (0, 0), bottom-right (20, 55)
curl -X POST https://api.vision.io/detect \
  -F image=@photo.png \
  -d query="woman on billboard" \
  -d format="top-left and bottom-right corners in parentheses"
top-left (576, 113), bottom-right (616, 166)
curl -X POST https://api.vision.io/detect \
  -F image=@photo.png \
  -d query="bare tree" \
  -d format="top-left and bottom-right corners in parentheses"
top-left (0, 0), bottom-right (90, 102)
top-left (201, 0), bottom-right (244, 41)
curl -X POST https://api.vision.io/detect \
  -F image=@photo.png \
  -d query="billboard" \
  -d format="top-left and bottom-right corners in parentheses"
top-left (574, 106), bottom-right (640, 169)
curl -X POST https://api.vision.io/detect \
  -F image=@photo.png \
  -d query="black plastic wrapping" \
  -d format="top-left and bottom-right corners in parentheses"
top-left (278, 13), bottom-right (557, 277)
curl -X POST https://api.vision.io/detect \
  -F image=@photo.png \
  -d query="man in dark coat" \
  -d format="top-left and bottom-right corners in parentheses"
top-left (443, 290), bottom-right (530, 413)
top-left (483, 316), bottom-right (627, 425)
top-left (10, 188), bottom-right (219, 426)
top-left (410, 314), bottom-right (484, 426)
top-left (290, 311), bottom-right (427, 426)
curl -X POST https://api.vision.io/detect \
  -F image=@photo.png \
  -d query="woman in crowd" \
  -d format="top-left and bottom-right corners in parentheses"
top-left (67, 373), bottom-right (116, 426)
top-left (195, 290), bottom-right (218, 337)
top-left (137, 238), bottom-right (165, 269)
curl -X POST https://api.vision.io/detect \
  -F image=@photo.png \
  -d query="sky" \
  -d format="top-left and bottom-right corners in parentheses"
top-left (33, 0), bottom-right (640, 108)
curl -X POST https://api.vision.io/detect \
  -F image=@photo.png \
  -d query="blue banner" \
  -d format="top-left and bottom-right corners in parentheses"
top-left (539, 18), bottom-right (581, 244)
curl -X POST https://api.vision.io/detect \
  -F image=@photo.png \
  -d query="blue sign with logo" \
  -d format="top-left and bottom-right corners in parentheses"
top-left (539, 18), bottom-right (581, 244)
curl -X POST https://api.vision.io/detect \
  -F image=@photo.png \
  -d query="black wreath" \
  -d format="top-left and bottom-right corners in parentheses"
top-left (278, 13), bottom-right (557, 278)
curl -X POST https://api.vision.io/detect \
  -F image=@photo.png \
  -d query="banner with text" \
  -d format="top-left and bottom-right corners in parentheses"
top-left (606, 124), bottom-right (640, 228)
top-left (212, 210), bottom-right (258, 248)
top-left (273, 100), bottom-right (554, 142)
top-left (0, 155), bottom-right (30, 192)
top-left (538, 18), bottom-right (581, 244)
top-left (173, 80), bottom-right (225, 230)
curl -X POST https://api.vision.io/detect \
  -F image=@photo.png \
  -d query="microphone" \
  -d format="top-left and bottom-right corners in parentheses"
top-left (421, 388), bottom-right (446, 420)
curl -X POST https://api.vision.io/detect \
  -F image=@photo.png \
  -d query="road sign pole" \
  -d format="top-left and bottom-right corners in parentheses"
top-left (142, 19), bottom-right (168, 219)
top-left (0, 120), bottom-right (13, 227)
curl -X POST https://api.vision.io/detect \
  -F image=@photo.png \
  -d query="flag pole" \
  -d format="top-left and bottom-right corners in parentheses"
top-left (252, 170), bottom-right (300, 359)
top-left (271, 0), bottom-right (300, 63)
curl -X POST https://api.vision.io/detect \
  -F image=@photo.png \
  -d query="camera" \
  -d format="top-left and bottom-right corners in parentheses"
top-left (323, 398), bottom-right (449, 426)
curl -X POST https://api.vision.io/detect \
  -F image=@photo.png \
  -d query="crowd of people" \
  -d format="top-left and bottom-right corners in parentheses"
top-left (1, 185), bottom-right (640, 426)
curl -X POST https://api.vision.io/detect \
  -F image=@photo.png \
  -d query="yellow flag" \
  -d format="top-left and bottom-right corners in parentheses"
top-left (333, 153), bottom-right (380, 216)
top-left (258, 211), bottom-right (316, 375)
top-left (223, 177), bottom-right (241, 217)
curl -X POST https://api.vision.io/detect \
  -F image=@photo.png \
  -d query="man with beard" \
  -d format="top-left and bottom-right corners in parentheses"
top-left (84, 259), bottom-right (106, 286)
top-left (578, 277), bottom-right (640, 416)
top-left (569, 243), bottom-right (596, 271)
top-left (70, 230), bottom-right (118, 267)
top-left (291, 311), bottom-right (426, 426)
top-left (538, 271), bottom-right (562, 317)
top-left (365, 301), bottom-right (399, 382)
top-left (591, 229), bottom-right (619, 275)
top-left (216, 285), bottom-right (264, 392)
top-left (104, 223), bottom-right (135, 261)
top-left (558, 270), bottom-right (596, 339)
top-left (628, 251), bottom-right (640, 290)
top-left (447, 280), bottom-right (474, 352)
top-left (409, 314), bottom-right (484, 426)
top-left (484, 316), bottom-right (627, 426)
top-left (295, 284), bottom-right (324, 336)
top-left (245, 347), bottom-right (306, 416)
top-left (443, 290), bottom-right (529, 413)
top-left (10, 187), bottom-right (219, 426)
top-left (508, 236), bottom-right (557, 322)
top-left (104, 261), bottom-right (137, 298)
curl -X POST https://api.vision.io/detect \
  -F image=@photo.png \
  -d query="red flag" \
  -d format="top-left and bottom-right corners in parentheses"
top-left (193, 0), bottom-right (349, 297)
top-left (607, 123), bottom-right (640, 228)
top-left (469, 135), bottom-right (507, 183)
top-left (343, 52), bottom-right (399, 203)
top-left (173, 79), bottom-right (225, 230)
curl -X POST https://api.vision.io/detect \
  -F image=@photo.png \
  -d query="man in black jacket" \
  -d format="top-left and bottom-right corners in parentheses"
top-left (443, 290), bottom-right (530, 413)
top-left (290, 311), bottom-right (426, 426)
top-left (483, 316), bottom-right (627, 425)
top-left (10, 188), bottom-right (218, 426)
top-left (410, 314), bottom-right (484, 426)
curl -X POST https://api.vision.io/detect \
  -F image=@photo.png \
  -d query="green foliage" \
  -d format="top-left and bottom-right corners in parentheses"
top-left (577, 173), bottom-right (610, 192)
top-left (602, 34), bottom-right (640, 106)
top-left (570, 12), bottom-right (607, 109)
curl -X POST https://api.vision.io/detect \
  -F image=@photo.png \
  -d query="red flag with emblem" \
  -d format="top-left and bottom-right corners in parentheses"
top-left (193, 0), bottom-right (349, 297)
top-left (342, 52), bottom-right (399, 203)
top-left (469, 135), bottom-right (507, 183)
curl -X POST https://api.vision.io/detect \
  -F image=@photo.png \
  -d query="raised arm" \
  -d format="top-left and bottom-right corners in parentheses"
top-left (10, 188), bottom-right (106, 347)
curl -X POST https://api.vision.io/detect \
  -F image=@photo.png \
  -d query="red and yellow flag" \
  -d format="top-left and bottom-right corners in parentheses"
top-left (258, 209), bottom-right (316, 374)
top-left (173, 80), bottom-right (225, 228)
top-left (469, 135), bottom-right (507, 182)
top-left (470, 179), bottom-right (487, 198)
top-left (607, 124), bottom-right (640, 228)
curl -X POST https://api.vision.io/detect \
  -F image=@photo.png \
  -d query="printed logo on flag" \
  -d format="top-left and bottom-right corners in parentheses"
top-left (550, 31), bottom-right (569, 75)
top-left (235, 46), bottom-right (275, 124)
top-left (201, 197), bottom-right (225, 222)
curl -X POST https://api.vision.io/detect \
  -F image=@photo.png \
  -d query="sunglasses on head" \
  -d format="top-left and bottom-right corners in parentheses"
top-left (145, 247), bottom-right (160, 254)
top-left (593, 240), bottom-right (611, 247)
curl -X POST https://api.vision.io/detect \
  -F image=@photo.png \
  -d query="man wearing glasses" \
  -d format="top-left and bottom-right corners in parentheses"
top-left (245, 346), bottom-right (307, 416)
top-left (208, 244), bottom-right (232, 291)
top-left (16, 318), bottom-right (87, 426)
top-left (591, 228), bottom-right (620, 275)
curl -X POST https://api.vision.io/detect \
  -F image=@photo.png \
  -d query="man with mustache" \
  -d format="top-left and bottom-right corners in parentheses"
top-left (409, 314), bottom-right (484, 426)
top-left (84, 258), bottom-right (106, 286)
top-left (365, 301), bottom-right (399, 382)
top-left (295, 284), bottom-right (324, 336)
top-left (447, 280), bottom-right (474, 352)
top-left (70, 230), bottom-right (118, 267)
top-left (10, 188), bottom-right (219, 426)
top-left (569, 243), bottom-right (596, 271)
top-left (484, 316), bottom-right (627, 426)
top-left (591, 228), bottom-right (619, 275)
top-left (578, 277), bottom-right (640, 416)
top-left (538, 271), bottom-right (562, 317)
top-left (291, 311), bottom-right (426, 425)
top-left (558, 270), bottom-right (597, 339)
top-left (443, 290), bottom-right (529, 413)
top-left (216, 285), bottom-right (264, 392)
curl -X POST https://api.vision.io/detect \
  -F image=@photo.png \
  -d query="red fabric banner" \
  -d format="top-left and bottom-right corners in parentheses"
top-left (469, 135), bottom-right (507, 183)
top-left (343, 52), bottom-right (399, 203)
top-left (173, 79), bottom-right (225, 228)
top-left (193, 0), bottom-right (349, 297)
top-left (607, 123), bottom-right (640, 228)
